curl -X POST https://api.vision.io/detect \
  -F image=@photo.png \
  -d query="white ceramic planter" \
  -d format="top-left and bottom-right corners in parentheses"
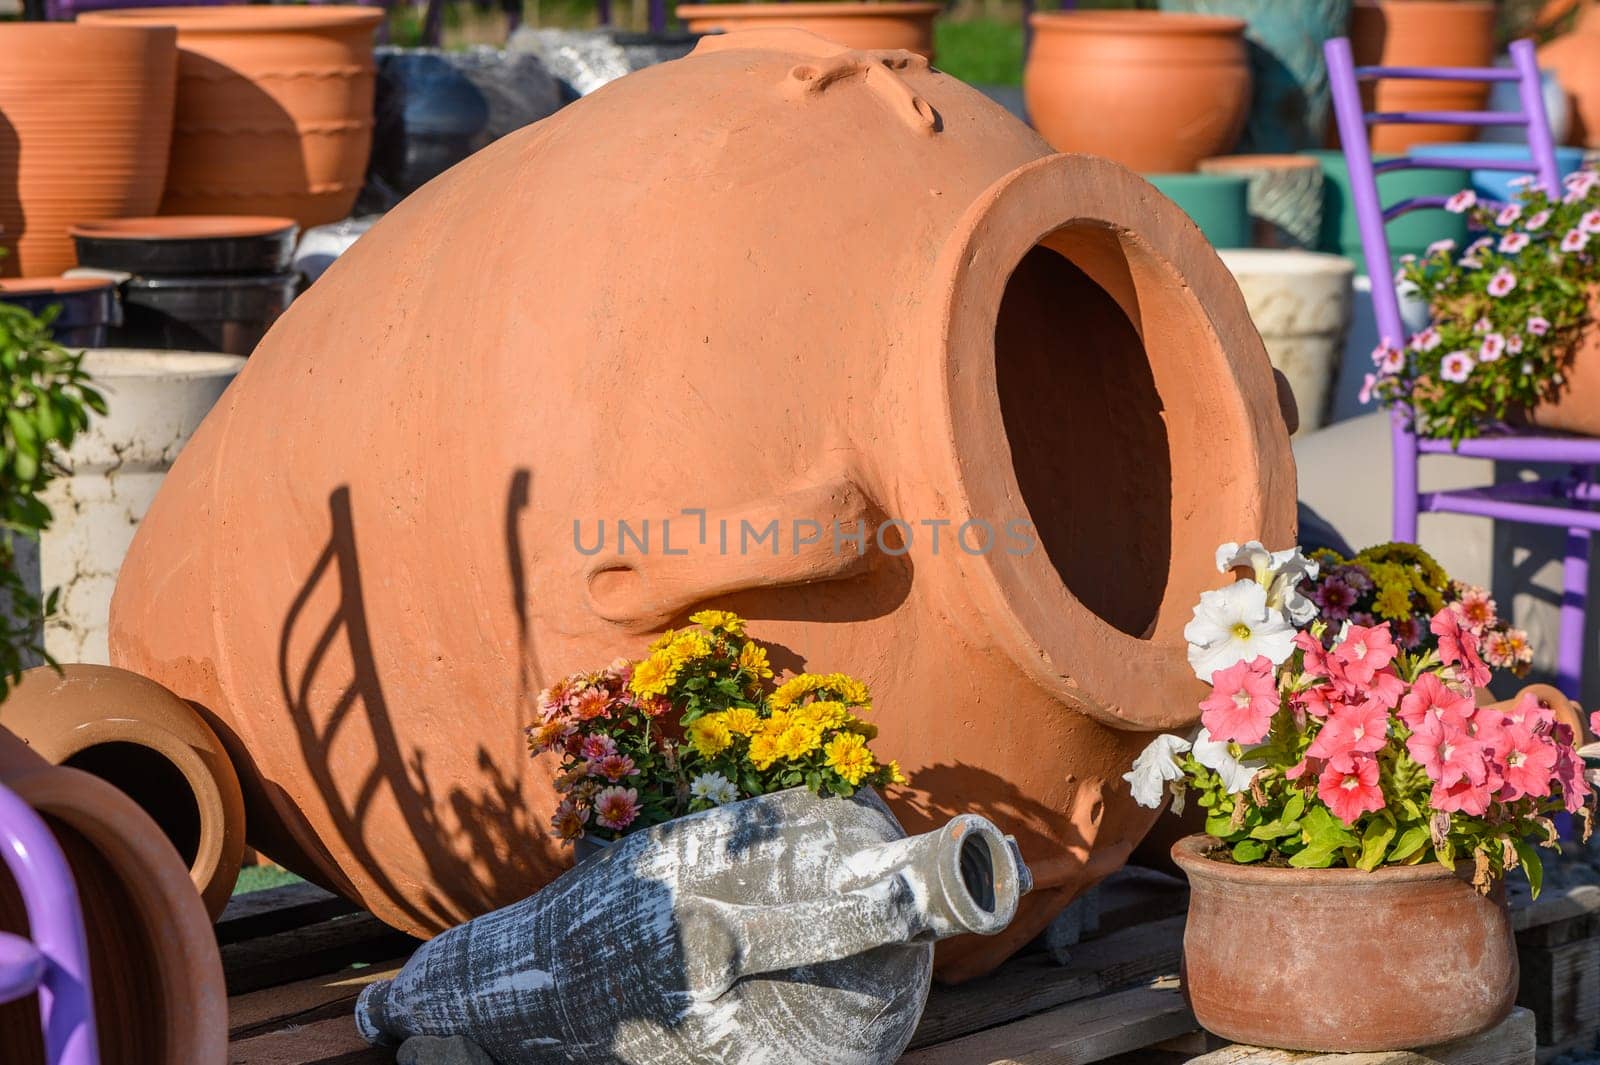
top-left (1220, 249), bottom-right (1355, 434)
top-left (31, 349), bottom-right (245, 664)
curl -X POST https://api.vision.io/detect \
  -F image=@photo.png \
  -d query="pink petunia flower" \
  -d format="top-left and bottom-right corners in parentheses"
top-left (1370, 341), bottom-right (1403, 370)
top-left (1445, 189), bottom-right (1478, 214)
top-left (1525, 208), bottom-right (1552, 231)
top-left (1200, 655), bottom-right (1279, 745)
top-left (1426, 238), bottom-right (1456, 257)
top-left (1318, 755), bottom-right (1386, 824)
top-left (1410, 326), bottom-right (1443, 352)
top-left (1501, 691), bottom-right (1555, 731)
top-left (1497, 203), bottom-right (1523, 226)
top-left (1496, 722), bottom-right (1558, 801)
top-left (1334, 623), bottom-right (1397, 686)
top-left (1398, 672), bottom-right (1474, 731)
top-left (1487, 268), bottom-right (1518, 297)
top-left (1564, 169), bottom-right (1599, 196)
top-left (1479, 333), bottom-right (1506, 362)
top-left (594, 785), bottom-right (641, 830)
top-left (1507, 334), bottom-right (1525, 355)
top-left (1473, 316), bottom-right (1493, 334)
top-left (1528, 315), bottom-right (1552, 336)
top-left (1562, 228), bottom-right (1592, 253)
top-left (1359, 372), bottom-right (1379, 405)
top-left (1440, 351), bottom-right (1475, 384)
top-left (1500, 231), bottom-right (1531, 254)
top-left (1555, 742), bottom-right (1593, 813)
top-left (594, 753), bottom-right (638, 782)
top-left (1407, 715), bottom-right (1488, 788)
top-left (1307, 702), bottom-right (1390, 771)
top-left (1583, 210), bottom-right (1600, 234)
top-left (1432, 774), bottom-right (1496, 816)
top-left (1431, 607), bottom-right (1492, 687)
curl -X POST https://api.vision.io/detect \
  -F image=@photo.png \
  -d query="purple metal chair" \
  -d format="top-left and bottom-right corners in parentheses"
top-left (1326, 36), bottom-right (1596, 699)
top-left (0, 780), bottom-right (98, 1065)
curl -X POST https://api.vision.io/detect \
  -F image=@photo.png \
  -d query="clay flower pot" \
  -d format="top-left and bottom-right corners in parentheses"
top-left (109, 27), bottom-right (1297, 983)
top-left (1023, 11), bottom-right (1250, 173)
top-left (0, 726), bottom-right (226, 1065)
top-left (0, 664), bottom-right (247, 920)
top-left (675, 2), bottom-right (941, 58)
top-left (80, 6), bottom-right (383, 228)
top-left (1541, 3), bottom-right (1600, 148)
top-left (1524, 287), bottom-right (1600, 436)
top-left (1172, 834), bottom-right (1517, 1051)
top-left (0, 23), bottom-right (177, 278)
top-left (0, 276), bottom-right (120, 349)
top-left (1349, 0), bottom-right (1497, 152)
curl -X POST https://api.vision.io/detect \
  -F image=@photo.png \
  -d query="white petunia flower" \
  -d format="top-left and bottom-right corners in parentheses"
top-left (1191, 727), bottom-right (1264, 795)
top-left (1123, 734), bottom-right (1192, 808)
top-left (690, 771), bottom-right (739, 805)
top-left (1215, 541), bottom-right (1320, 626)
top-left (1184, 579), bottom-right (1297, 682)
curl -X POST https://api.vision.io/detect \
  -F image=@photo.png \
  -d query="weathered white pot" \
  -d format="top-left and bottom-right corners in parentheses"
top-left (31, 350), bottom-right (245, 664)
top-left (1220, 249), bottom-right (1354, 434)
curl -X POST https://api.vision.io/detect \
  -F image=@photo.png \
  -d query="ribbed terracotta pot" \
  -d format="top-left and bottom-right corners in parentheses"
top-left (80, 6), bottom-right (382, 228)
top-left (676, 2), bottom-right (940, 58)
top-left (0, 726), bottom-right (226, 1065)
top-left (108, 27), bottom-right (1297, 983)
top-left (0, 664), bottom-right (246, 920)
top-left (0, 23), bottom-right (176, 278)
top-left (1349, 0), bottom-right (1497, 152)
top-left (1023, 11), bottom-right (1250, 173)
top-left (1173, 834), bottom-right (1517, 1052)
top-left (1541, 4), bottom-right (1600, 148)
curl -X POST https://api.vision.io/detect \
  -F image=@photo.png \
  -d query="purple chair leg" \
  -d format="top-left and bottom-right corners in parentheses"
top-left (1392, 409), bottom-right (1420, 542)
top-left (0, 781), bottom-right (98, 1065)
top-left (650, 0), bottom-right (665, 34)
top-left (1559, 508), bottom-right (1592, 701)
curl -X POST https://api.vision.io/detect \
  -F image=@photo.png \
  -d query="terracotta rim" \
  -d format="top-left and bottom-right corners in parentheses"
top-left (69, 216), bottom-right (298, 241)
top-left (678, 2), bottom-right (941, 15)
top-left (1200, 154), bottom-right (1323, 172)
top-left (1171, 833), bottom-right (1466, 886)
top-left (0, 276), bottom-right (117, 295)
top-left (79, 5), bottom-right (384, 31)
top-left (1027, 10), bottom-right (1247, 33)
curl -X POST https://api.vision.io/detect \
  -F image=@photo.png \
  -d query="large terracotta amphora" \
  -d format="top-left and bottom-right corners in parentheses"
top-left (1540, 0), bottom-right (1600, 148)
top-left (108, 27), bottom-right (1297, 982)
top-left (1349, 0), bottom-right (1497, 151)
top-left (357, 789), bottom-right (1030, 1063)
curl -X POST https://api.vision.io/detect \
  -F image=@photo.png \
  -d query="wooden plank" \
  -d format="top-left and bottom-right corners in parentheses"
top-left (223, 911), bottom-right (419, 995)
top-left (1186, 1007), bottom-right (1535, 1065)
top-left (1517, 935), bottom-right (1600, 1045)
top-left (911, 916), bottom-right (1185, 1049)
top-left (216, 882), bottom-right (358, 947)
top-left (230, 961), bottom-right (405, 1040)
top-left (228, 1014), bottom-right (392, 1065)
top-left (1511, 884), bottom-right (1600, 946)
top-left (898, 984), bottom-right (1196, 1065)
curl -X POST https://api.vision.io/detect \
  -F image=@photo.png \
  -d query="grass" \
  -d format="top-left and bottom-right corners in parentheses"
top-left (935, 18), bottom-right (1023, 88)
top-left (232, 864), bottom-right (305, 895)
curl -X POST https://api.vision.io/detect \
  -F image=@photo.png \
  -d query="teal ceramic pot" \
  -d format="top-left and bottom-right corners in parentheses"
top-left (1146, 172), bottom-right (1251, 248)
top-left (1409, 142), bottom-right (1588, 206)
top-left (1159, 0), bottom-right (1353, 153)
top-left (1309, 149), bottom-right (1468, 277)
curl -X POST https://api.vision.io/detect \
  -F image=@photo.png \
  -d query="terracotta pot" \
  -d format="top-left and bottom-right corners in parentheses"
top-left (0, 276), bottom-right (120, 348)
top-left (1524, 287), bottom-right (1600, 436)
top-left (80, 6), bottom-right (383, 228)
top-left (1541, 4), bottom-right (1600, 148)
top-left (1172, 834), bottom-right (1517, 1051)
top-left (1023, 11), bottom-right (1250, 173)
top-left (0, 726), bottom-right (226, 1065)
top-left (0, 664), bottom-right (246, 920)
top-left (676, 2), bottom-right (939, 57)
top-left (0, 23), bottom-right (177, 278)
top-left (108, 27), bottom-right (1297, 983)
top-left (1349, 0), bottom-right (1497, 152)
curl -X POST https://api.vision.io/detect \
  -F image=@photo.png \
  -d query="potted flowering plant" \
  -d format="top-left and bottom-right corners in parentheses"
top-left (1129, 541), bottom-right (1597, 1052)
top-left (528, 609), bottom-right (904, 850)
top-left (1367, 167), bottom-right (1600, 442)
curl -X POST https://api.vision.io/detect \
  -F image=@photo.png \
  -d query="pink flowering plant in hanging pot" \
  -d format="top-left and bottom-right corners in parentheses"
top-left (1365, 167), bottom-right (1600, 443)
top-left (1127, 541), bottom-right (1597, 890)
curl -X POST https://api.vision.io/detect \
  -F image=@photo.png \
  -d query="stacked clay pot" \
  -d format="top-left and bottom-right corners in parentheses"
top-left (0, 726), bottom-right (225, 1065)
top-left (1349, 0), bottom-right (1497, 151)
top-left (109, 27), bottom-right (1296, 982)
top-left (0, 23), bottom-right (176, 277)
top-left (81, 6), bottom-right (382, 228)
top-left (1023, 11), bottom-right (1250, 173)
top-left (1541, 1), bottom-right (1600, 148)
top-left (675, 2), bottom-right (940, 58)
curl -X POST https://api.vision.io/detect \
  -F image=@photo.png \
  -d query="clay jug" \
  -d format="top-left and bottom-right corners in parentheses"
top-left (1023, 11), bottom-right (1251, 173)
top-left (108, 28), bottom-right (1297, 982)
top-left (675, 2), bottom-right (940, 58)
top-left (1349, 0), bottom-right (1497, 152)
top-left (1540, 2), bottom-right (1600, 148)
top-left (357, 789), bottom-right (1029, 1063)
top-left (0, 664), bottom-right (246, 920)
top-left (80, 6), bottom-right (382, 228)
top-left (0, 726), bottom-right (226, 1065)
top-left (0, 23), bottom-right (176, 278)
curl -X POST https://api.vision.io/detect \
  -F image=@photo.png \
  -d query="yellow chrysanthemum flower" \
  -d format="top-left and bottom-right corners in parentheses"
top-left (689, 609), bottom-right (746, 635)
top-left (649, 628), bottom-right (678, 652)
top-left (828, 673), bottom-right (872, 709)
top-left (791, 701), bottom-right (847, 732)
top-left (629, 653), bottom-right (677, 698)
top-left (667, 631), bottom-right (712, 665)
top-left (1372, 580), bottom-right (1413, 622)
top-left (887, 760), bottom-right (908, 786)
top-left (824, 733), bottom-right (875, 786)
top-left (771, 673), bottom-right (827, 709)
top-left (774, 723), bottom-right (822, 760)
top-left (747, 732), bottom-right (782, 770)
top-left (845, 717), bottom-right (879, 741)
top-left (721, 707), bottom-right (762, 736)
top-left (762, 709), bottom-right (793, 735)
top-left (737, 641), bottom-right (774, 680)
top-left (686, 714), bottom-right (732, 758)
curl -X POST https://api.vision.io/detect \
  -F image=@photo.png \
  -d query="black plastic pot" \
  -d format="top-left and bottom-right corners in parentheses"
top-left (69, 217), bottom-right (299, 278)
top-left (0, 277), bottom-right (119, 348)
top-left (110, 274), bottom-right (296, 356)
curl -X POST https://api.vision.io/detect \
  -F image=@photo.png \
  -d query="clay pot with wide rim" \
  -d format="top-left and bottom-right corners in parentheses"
top-left (1540, 1), bottom-right (1600, 148)
top-left (0, 664), bottom-right (247, 920)
top-left (80, 6), bottom-right (383, 228)
top-left (676, 2), bottom-right (940, 58)
top-left (0, 23), bottom-right (177, 278)
top-left (0, 726), bottom-right (226, 1065)
top-left (1023, 11), bottom-right (1250, 173)
top-left (1349, 0), bottom-right (1498, 152)
top-left (1173, 834), bottom-right (1517, 1051)
top-left (108, 27), bottom-right (1297, 983)
top-left (1520, 287), bottom-right (1600, 436)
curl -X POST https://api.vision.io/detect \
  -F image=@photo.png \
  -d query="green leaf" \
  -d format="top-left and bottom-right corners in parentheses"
top-left (1389, 824), bottom-right (1430, 864)
top-left (1281, 792), bottom-right (1306, 824)
top-left (1358, 816), bottom-right (1397, 871)
top-left (1204, 813), bottom-right (1238, 839)
top-left (1232, 838), bottom-right (1269, 864)
top-left (1249, 819), bottom-right (1301, 841)
top-left (1514, 839), bottom-right (1544, 900)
